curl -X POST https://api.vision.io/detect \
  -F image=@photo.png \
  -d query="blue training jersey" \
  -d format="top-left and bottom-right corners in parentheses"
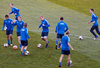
top-left (14, 20), bottom-right (24, 32)
top-left (2, 18), bottom-right (14, 30)
top-left (39, 19), bottom-right (50, 32)
top-left (91, 13), bottom-right (98, 26)
top-left (10, 7), bottom-right (21, 17)
top-left (55, 21), bottom-right (68, 34)
top-left (61, 35), bottom-right (70, 51)
top-left (21, 28), bottom-right (30, 41)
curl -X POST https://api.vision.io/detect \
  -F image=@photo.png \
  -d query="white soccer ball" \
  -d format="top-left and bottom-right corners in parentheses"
top-left (25, 51), bottom-right (30, 56)
top-left (13, 45), bottom-right (18, 50)
top-left (37, 44), bottom-right (42, 48)
top-left (4, 43), bottom-right (8, 47)
top-left (79, 36), bottom-right (83, 40)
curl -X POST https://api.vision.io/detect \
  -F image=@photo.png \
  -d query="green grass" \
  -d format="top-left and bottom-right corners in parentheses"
top-left (48, 0), bottom-right (100, 17)
top-left (0, 0), bottom-right (100, 68)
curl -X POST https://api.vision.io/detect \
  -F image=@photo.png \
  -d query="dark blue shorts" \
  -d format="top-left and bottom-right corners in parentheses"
top-left (61, 50), bottom-right (70, 55)
top-left (41, 32), bottom-right (48, 38)
top-left (15, 17), bottom-right (18, 20)
top-left (21, 40), bottom-right (28, 46)
top-left (17, 32), bottom-right (21, 37)
top-left (57, 34), bottom-right (64, 39)
top-left (6, 30), bottom-right (13, 35)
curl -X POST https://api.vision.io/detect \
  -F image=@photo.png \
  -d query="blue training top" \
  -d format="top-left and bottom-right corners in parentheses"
top-left (39, 19), bottom-right (50, 32)
top-left (20, 28), bottom-right (30, 41)
top-left (14, 20), bottom-right (24, 32)
top-left (55, 21), bottom-right (68, 34)
top-left (61, 35), bottom-right (70, 51)
top-left (2, 18), bottom-right (14, 30)
top-left (91, 13), bottom-right (98, 26)
top-left (10, 7), bottom-right (21, 18)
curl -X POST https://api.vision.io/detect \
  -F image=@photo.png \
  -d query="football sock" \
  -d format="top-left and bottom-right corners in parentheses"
top-left (59, 62), bottom-right (61, 66)
top-left (56, 39), bottom-right (59, 45)
top-left (23, 49), bottom-right (26, 53)
top-left (58, 41), bottom-right (61, 48)
top-left (11, 40), bottom-right (12, 44)
top-left (21, 51), bottom-right (23, 55)
top-left (8, 40), bottom-right (10, 45)
top-left (20, 44), bottom-right (22, 49)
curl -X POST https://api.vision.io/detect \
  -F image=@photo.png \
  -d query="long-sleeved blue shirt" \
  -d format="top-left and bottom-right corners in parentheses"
top-left (39, 19), bottom-right (50, 32)
top-left (21, 28), bottom-right (30, 41)
top-left (14, 20), bottom-right (24, 32)
top-left (2, 18), bottom-right (14, 30)
top-left (55, 21), bottom-right (69, 34)
top-left (10, 7), bottom-right (21, 17)
top-left (91, 13), bottom-right (98, 26)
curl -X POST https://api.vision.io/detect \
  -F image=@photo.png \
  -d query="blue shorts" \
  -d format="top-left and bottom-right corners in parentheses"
top-left (15, 17), bottom-right (18, 20)
top-left (41, 32), bottom-right (48, 38)
top-left (21, 40), bottom-right (28, 46)
top-left (6, 30), bottom-right (13, 35)
top-left (61, 50), bottom-right (70, 55)
top-left (57, 34), bottom-right (64, 39)
top-left (17, 32), bottom-right (21, 36)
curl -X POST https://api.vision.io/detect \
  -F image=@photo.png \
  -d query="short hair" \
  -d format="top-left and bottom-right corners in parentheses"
top-left (11, 3), bottom-right (14, 6)
top-left (60, 17), bottom-right (64, 20)
top-left (40, 16), bottom-right (44, 18)
top-left (5, 15), bottom-right (9, 18)
top-left (24, 23), bottom-right (27, 28)
top-left (66, 31), bottom-right (70, 35)
top-left (90, 8), bottom-right (94, 12)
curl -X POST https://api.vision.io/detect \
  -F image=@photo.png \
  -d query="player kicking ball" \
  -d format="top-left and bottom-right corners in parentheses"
top-left (13, 16), bottom-right (24, 48)
top-left (59, 31), bottom-right (74, 67)
top-left (2, 15), bottom-right (14, 46)
top-left (38, 16), bottom-right (50, 48)
top-left (20, 23), bottom-right (30, 56)
top-left (88, 8), bottom-right (100, 40)
top-left (9, 3), bottom-right (21, 21)
top-left (55, 17), bottom-right (69, 49)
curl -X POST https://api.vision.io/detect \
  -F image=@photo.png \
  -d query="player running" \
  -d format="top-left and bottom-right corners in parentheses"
top-left (2, 15), bottom-right (14, 46)
top-left (14, 16), bottom-right (24, 48)
top-left (9, 3), bottom-right (21, 20)
top-left (88, 8), bottom-right (100, 40)
top-left (59, 31), bottom-right (74, 67)
top-left (21, 23), bottom-right (30, 56)
top-left (55, 17), bottom-right (69, 49)
top-left (38, 16), bottom-right (50, 48)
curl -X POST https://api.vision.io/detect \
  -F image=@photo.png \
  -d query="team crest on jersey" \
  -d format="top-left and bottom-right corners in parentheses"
top-left (22, 29), bottom-right (25, 31)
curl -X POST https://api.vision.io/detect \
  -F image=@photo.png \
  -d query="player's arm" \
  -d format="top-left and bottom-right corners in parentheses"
top-left (38, 21), bottom-right (42, 29)
top-left (55, 23), bottom-right (58, 33)
top-left (65, 23), bottom-right (69, 32)
top-left (15, 7), bottom-right (20, 12)
top-left (2, 21), bottom-right (5, 30)
top-left (68, 43), bottom-right (74, 50)
top-left (45, 21), bottom-right (50, 27)
top-left (25, 29), bottom-right (30, 39)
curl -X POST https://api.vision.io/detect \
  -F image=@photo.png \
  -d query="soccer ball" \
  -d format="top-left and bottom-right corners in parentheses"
top-left (25, 51), bottom-right (29, 56)
top-left (37, 44), bottom-right (42, 48)
top-left (4, 43), bottom-right (8, 47)
top-left (79, 36), bottom-right (83, 40)
top-left (13, 45), bottom-right (18, 50)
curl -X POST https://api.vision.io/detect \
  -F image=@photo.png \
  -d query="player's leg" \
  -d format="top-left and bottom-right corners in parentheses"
top-left (56, 34), bottom-right (60, 49)
top-left (67, 55), bottom-right (71, 66)
top-left (95, 26), bottom-right (100, 35)
top-left (17, 32), bottom-right (22, 48)
top-left (21, 46), bottom-right (24, 55)
top-left (44, 37), bottom-right (49, 48)
top-left (6, 30), bottom-right (10, 45)
top-left (41, 32), bottom-right (45, 41)
top-left (90, 26), bottom-right (98, 38)
top-left (23, 40), bottom-right (28, 53)
top-left (9, 30), bottom-right (13, 46)
top-left (59, 54), bottom-right (64, 67)
top-left (58, 34), bottom-right (64, 49)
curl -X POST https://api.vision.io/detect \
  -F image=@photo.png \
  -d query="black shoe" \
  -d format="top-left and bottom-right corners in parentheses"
top-left (56, 45), bottom-right (58, 50)
top-left (58, 65), bottom-right (61, 67)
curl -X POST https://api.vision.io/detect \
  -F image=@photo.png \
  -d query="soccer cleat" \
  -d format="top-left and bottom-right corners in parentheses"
top-left (10, 44), bottom-right (13, 46)
top-left (8, 43), bottom-right (10, 46)
top-left (56, 45), bottom-right (58, 50)
top-left (58, 65), bottom-right (61, 67)
top-left (45, 44), bottom-right (49, 48)
top-left (94, 36), bottom-right (98, 40)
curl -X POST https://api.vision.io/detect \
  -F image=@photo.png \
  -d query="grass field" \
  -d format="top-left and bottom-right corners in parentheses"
top-left (0, 0), bottom-right (100, 68)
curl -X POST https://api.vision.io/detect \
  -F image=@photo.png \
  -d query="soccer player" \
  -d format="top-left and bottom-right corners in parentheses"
top-left (20, 23), bottom-right (30, 56)
top-left (14, 16), bottom-right (24, 48)
top-left (2, 15), bottom-right (14, 46)
top-left (59, 31), bottom-right (74, 67)
top-left (88, 8), bottom-right (100, 40)
top-left (38, 16), bottom-right (50, 48)
top-left (55, 17), bottom-right (69, 49)
top-left (9, 3), bottom-right (21, 20)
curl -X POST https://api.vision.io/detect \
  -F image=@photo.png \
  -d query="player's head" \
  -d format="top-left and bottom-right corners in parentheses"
top-left (90, 8), bottom-right (94, 14)
top-left (23, 23), bottom-right (27, 28)
top-left (66, 31), bottom-right (70, 36)
top-left (60, 17), bottom-right (64, 21)
top-left (40, 16), bottom-right (44, 21)
top-left (18, 16), bottom-right (22, 21)
top-left (10, 3), bottom-right (14, 8)
top-left (5, 15), bottom-right (9, 20)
